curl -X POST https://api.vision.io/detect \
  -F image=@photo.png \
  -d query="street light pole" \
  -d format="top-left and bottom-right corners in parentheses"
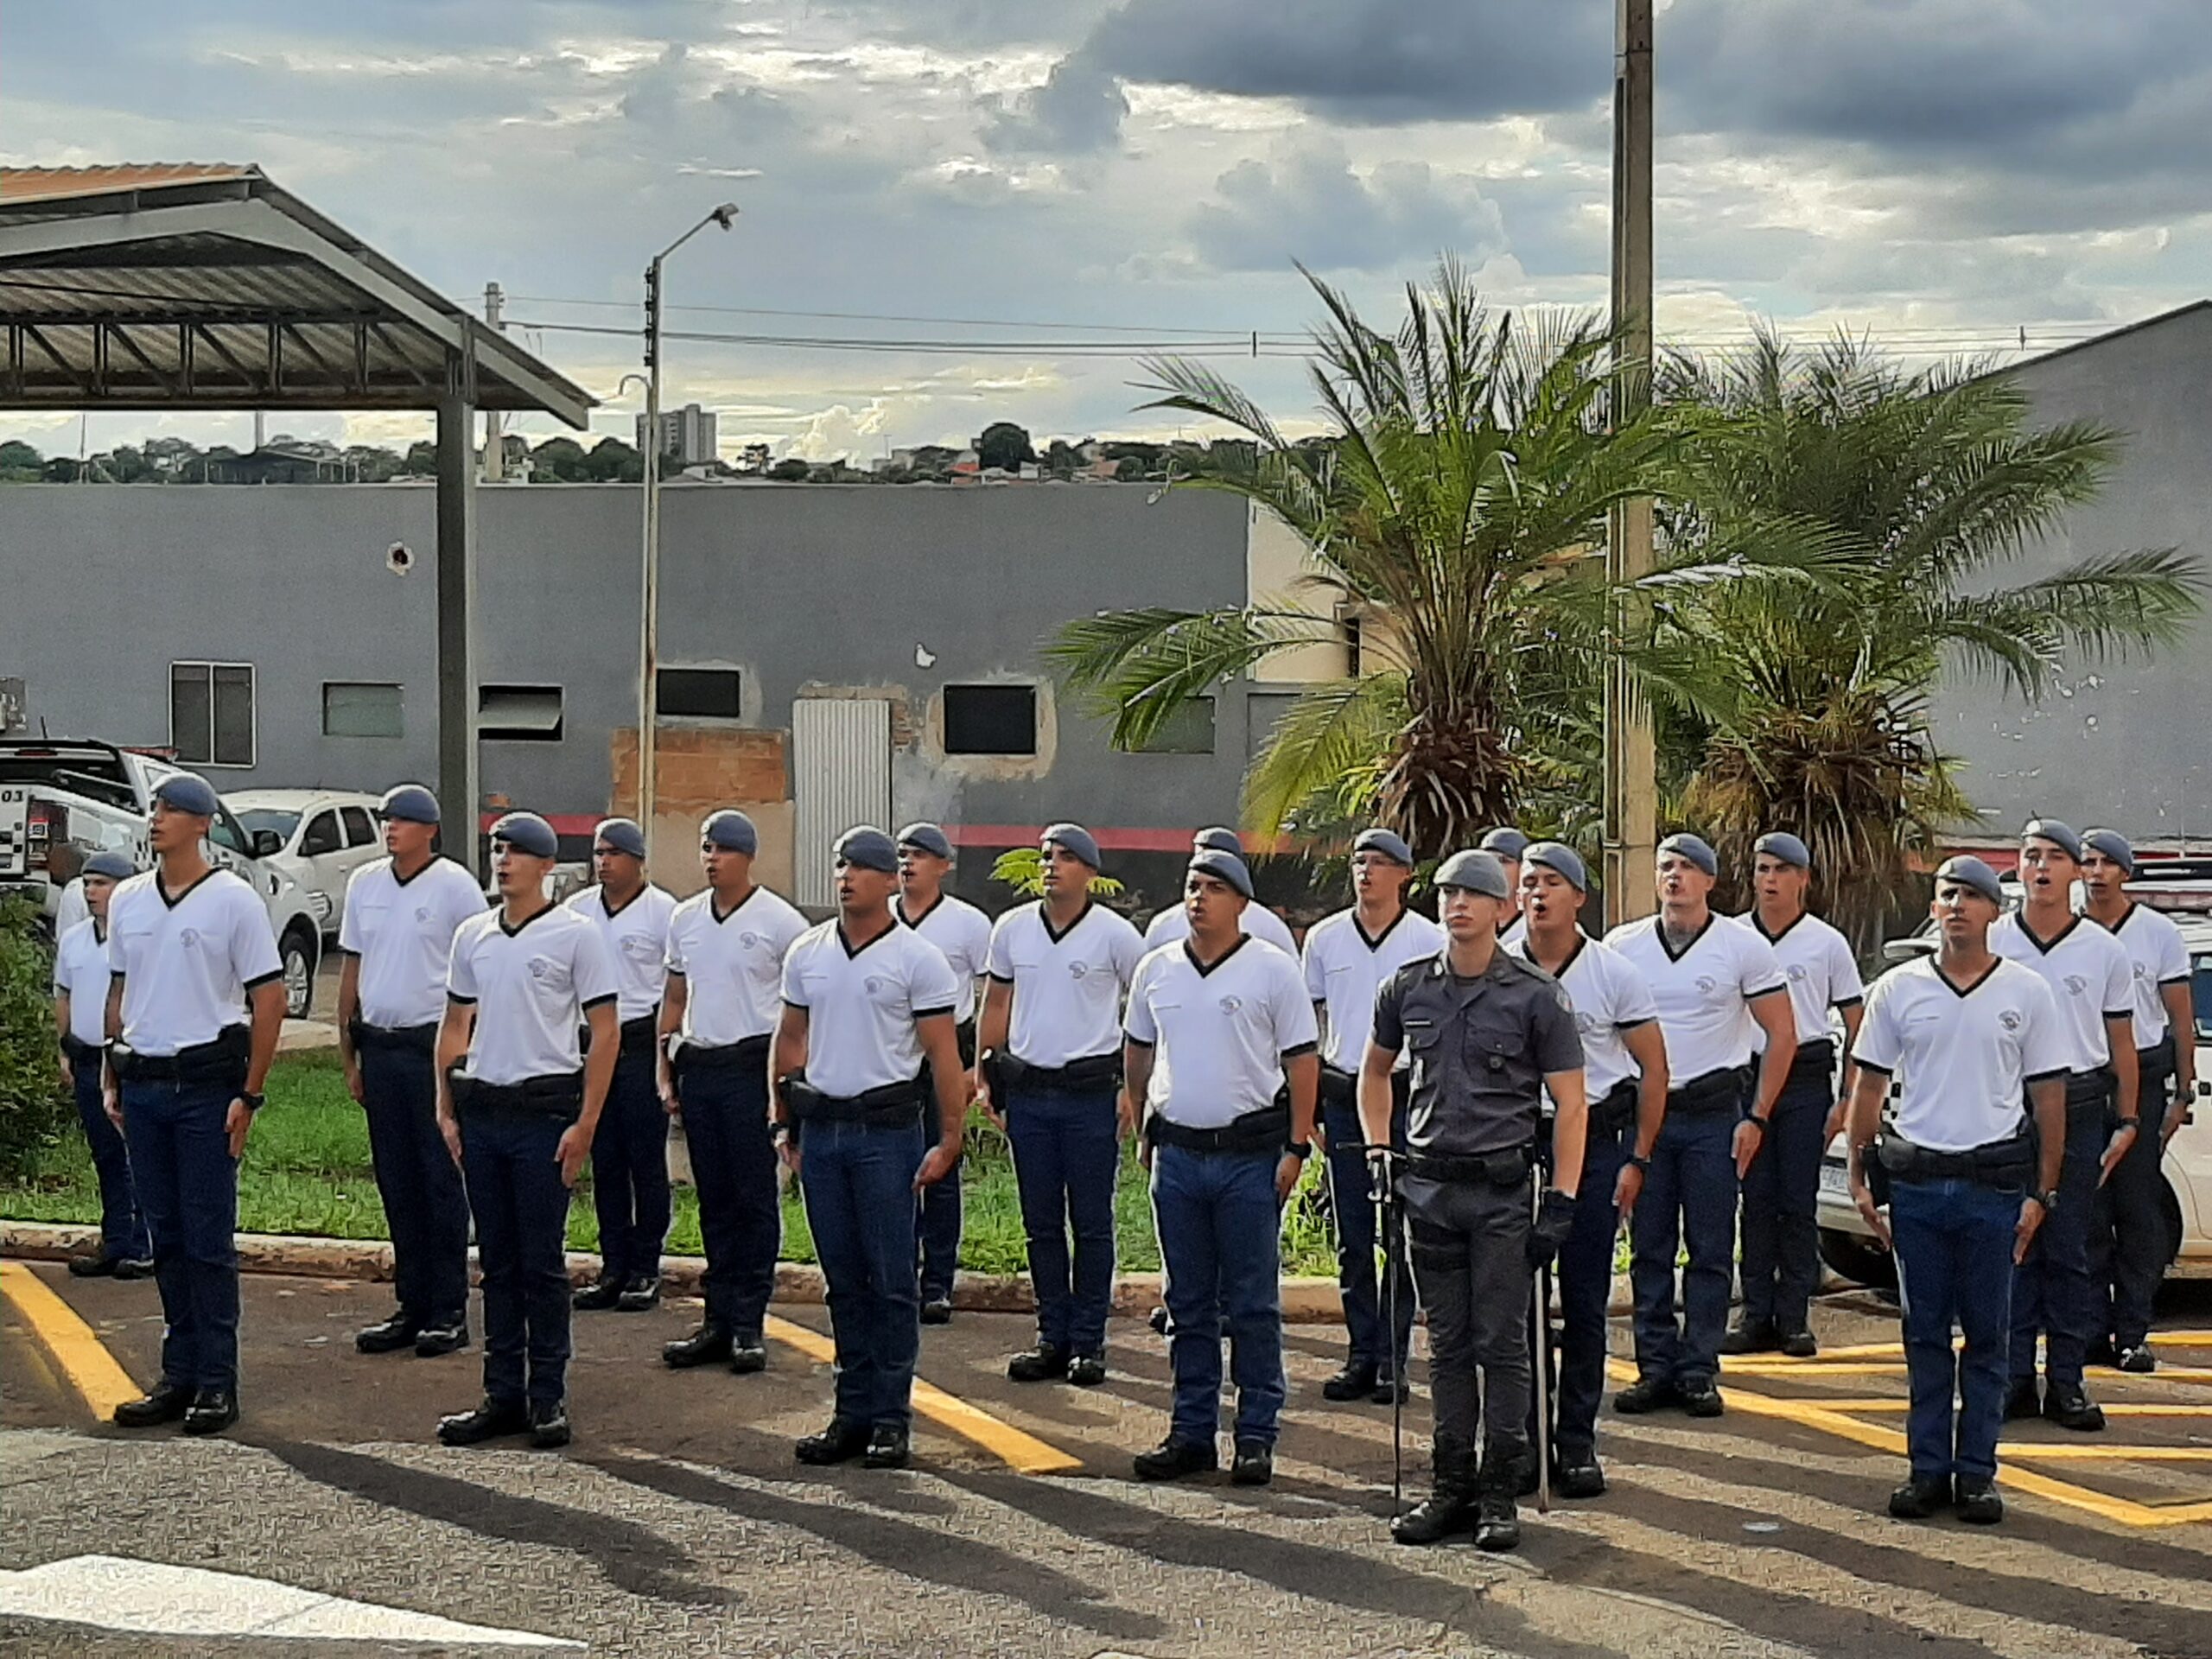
top-left (636, 204), bottom-right (739, 853)
top-left (1602, 0), bottom-right (1657, 926)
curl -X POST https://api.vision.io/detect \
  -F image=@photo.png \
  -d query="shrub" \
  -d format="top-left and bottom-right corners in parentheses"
top-left (0, 900), bottom-right (71, 1177)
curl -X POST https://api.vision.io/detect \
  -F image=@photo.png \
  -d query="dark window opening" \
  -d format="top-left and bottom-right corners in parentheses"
top-left (1137, 696), bottom-right (1216, 754)
top-left (170, 662), bottom-right (254, 767)
top-left (658, 667), bottom-right (743, 720)
top-left (944, 683), bottom-right (1037, 756)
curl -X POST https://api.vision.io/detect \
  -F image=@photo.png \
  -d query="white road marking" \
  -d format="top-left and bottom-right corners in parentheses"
top-left (0, 1554), bottom-right (581, 1648)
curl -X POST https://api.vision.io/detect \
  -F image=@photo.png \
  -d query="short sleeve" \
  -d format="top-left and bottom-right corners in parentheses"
top-left (106, 906), bottom-right (130, 975)
top-left (572, 923), bottom-right (619, 1012)
top-left (1273, 955), bottom-right (1320, 1055)
top-left (2156, 918), bottom-right (2192, 985)
top-left (1851, 973), bottom-right (1902, 1074)
top-left (446, 925), bottom-right (479, 1002)
top-left (230, 886), bottom-right (284, 988)
top-left (986, 914), bottom-right (1015, 982)
top-left (907, 937), bottom-right (960, 1017)
top-left (2102, 939), bottom-right (2136, 1020)
top-left (2020, 976), bottom-right (2070, 1080)
top-left (962, 908), bottom-right (995, 980)
top-left (1370, 970), bottom-right (1407, 1053)
top-left (337, 868), bottom-right (367, 957)
top-left (779, 936), bottom-right (811, 1007)
top-left (664, 912), bottom-right (690, 978)
top-left (1301, 930), bottom-right (1328, 1003)
top-left (1738, 930), bottom-right (1787, 999)
top-left (1122, 958), bottom-right (1159, 1046)
top-left (51, 934), bottom-right (73, 997)
top-left (1609, 952), bottom-right (1660, 1028)
top-left (1827, 931), bottom-right (1866, 1006)
top-left (1109, 916), bottom-right (1147, 986)
top-left (1532, 980), bottom-right (1585, 1075)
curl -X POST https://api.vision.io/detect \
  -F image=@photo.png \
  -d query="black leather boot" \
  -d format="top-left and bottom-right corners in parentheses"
top-left (1391, 1436), bottom-right (1478, 1545)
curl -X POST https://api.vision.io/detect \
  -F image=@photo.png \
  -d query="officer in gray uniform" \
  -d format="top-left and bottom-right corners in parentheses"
top-left (1363, 848), bottom-right (1587, 1550)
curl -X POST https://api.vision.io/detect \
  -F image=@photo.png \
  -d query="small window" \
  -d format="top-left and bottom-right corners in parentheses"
top-left (323, 682), bottom-right (403, 739)
top-left (170, 662), bottom-right (255, 767)
top-left (479, 683), bottom-right (564, 742)
top-left (1246, 690), bottom-right (1300, 761)
top-left (943, 683), bottom-right (1037, 756)
top-left (1136, 696), bottom-right (1216, 754)
top-left (658, 667), bottom-right (742, 720)
top-left (340, 806), bottom-right (377, 847)
top-left (299, 811), bottom-right (342, 857)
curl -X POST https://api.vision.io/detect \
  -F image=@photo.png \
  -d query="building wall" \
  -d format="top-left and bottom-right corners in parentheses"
top-left (1930, 305), bottom-right (2212, 841)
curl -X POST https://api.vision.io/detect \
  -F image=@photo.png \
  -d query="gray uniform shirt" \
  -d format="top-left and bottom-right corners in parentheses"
top-left (1372, 949), bottom-right (1584, 1156)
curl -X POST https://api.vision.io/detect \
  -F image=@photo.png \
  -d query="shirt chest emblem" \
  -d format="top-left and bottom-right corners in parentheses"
top-left (2062, 974), bottom-right (2088, 996)
top-left (1786, 962), bottom-right (1808, 983)
top-left (1068, 960), bottom-right (1091, 981)
top-left (177, 927), bottom-right (201, 950)
top-left (1999, 1008), bottom-right (2023, 1031)
top-left (1694, 974), bottom-right (1718, 995)
top-left (528, 957), bottom-right (552, 981)
top-left (415, 906), bottom-right (432, 925)
top-left (1217, 994), bottom-right (1243, 1014)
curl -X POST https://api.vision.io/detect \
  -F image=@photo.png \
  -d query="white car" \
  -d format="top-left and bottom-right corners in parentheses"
top-left (225, 789), bottom-right (386, 941)
top-left (1818, 887), bottom-right (2212, 1288)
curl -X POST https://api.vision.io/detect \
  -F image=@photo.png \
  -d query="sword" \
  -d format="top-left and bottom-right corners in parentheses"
top-left (1534, 1252), bottom-right (1554, 1516)
top-left (1370, 1147), bottom-right (1404, 1515)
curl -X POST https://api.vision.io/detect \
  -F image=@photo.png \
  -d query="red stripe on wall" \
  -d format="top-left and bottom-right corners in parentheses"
top-left (480, 814), bottom-right (1281, 854)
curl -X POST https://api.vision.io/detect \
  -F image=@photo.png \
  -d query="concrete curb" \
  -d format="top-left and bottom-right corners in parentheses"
top-left (1, 1221), bottom-right (1355, 1323)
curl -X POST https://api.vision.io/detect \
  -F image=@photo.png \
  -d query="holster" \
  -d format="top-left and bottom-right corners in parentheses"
top-left (1590, 1079), bottom-right (1639, 1136)
top-left (1786, 1038), bottom-right (1836, 1091)
top-left (348, 1018), bottom-right (438, 1058)
top-left (1318, 1064), bottom-right (1357, 1111)
top-left (60, 1033), bottom-right (105, 1065)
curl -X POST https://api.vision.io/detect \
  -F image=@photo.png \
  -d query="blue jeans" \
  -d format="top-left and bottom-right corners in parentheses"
top-left (1151, 1143), bottom-right (1286, 1447)
top-left (1553, 1117), bottom-right (1630, 1454)
top-left (2012, 1096), bottom-right (2105, 1389)
top-left (677, 1057), bottom-right (780, 1337)
top-left (1006, 1084), bottom-right (1122, 1356)
top-left (1892, 1177), bottom-right (2017, 1482)
top-left (1630, 1104), bottom-right (1738, 1385)
top-left (801, 1116), bottom-right (929, 1429)
top-left (120, 1074), bottom-right (241, 1391)
top-left (588, 1047), bottom-right (672, 1285)
top-left (359, 1039), bottom-right (470, 1325)
top-left (917, 1162), bottom-right (962, 1303)
top-left (1738, 1062), bottom-right (1832, 1333)
top-left (1321, 1092), bottom-right (1413, 1375)
top-left (460, 1108), bottom-right (574, 1407)
top-left (2096, 1056), bottom-right (2172, 1348)
top-left (72, 1053), bottom-right (149, 1261)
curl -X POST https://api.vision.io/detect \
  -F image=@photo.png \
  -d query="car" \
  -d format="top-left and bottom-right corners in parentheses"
top-left (1819, 899), bottom-right (2212, 1290)
top-left (224, 789), bottom-right (387, 942)
top-left (0, 738), bottom-right (327, 1020)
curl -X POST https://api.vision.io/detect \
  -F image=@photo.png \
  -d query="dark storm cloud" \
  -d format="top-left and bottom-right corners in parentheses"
top-left (1187, 143), bottom-right (1509, 273)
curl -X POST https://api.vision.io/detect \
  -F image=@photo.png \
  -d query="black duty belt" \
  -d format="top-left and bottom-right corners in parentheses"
top-left (1406, 1142), bottom-right (1537, 1187)
top-left (583, 1014), bottom-right (662, 1058)
top-left (1591, 1079), bottom-right (1639, 1135)
top-left (676, 1033), bottom-right (771, 1072)
top-left (1670, 1065), bottom-right (1748, 1115)
top-left (781, 1074), bottom-right (925, 1132)
top-left (1145, 1104), bottom-right (1288, 1154)
top-left (2139, 1035), bottom-right (2177, 1081)
top-left (1878, 1130), bottom-right (2034, 1190)
top-left (1786, 1039), bottom-right (1836, 1089)
top-left (349, 1018), bottom-right (438, 1056)
top-left (113, 1027), bottom-right (249, 1084)
top-left (450, 1070), bottom-right (585, 1121)
top-left (994, 1049), bottom-right (1121, 1094)
top-left (60, 1033), bottom-right (105, 1065)
top-left (2063, 1068), bottom-right (2113, 1121)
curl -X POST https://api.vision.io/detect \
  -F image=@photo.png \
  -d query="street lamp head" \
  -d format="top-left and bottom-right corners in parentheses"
top-left (711, 203), bottom-right (740, 230)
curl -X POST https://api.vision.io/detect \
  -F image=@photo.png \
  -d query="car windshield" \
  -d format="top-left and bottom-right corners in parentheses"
top-left (237, 809), bottom-right (301, 844)
top-left (2194, 954), bottom-right (2212, 1044)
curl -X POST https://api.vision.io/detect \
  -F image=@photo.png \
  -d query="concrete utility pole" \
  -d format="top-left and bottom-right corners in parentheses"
top-left (1602, 0), bottom-right (1658, 926)
top-left (481, 283), bottom-right (505, 482)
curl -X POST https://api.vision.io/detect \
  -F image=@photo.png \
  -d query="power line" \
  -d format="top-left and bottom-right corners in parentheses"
top-left (506, 293), bottom-right (1297, 340)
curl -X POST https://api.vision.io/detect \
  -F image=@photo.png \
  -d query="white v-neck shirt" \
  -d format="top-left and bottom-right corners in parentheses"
top-left (781, 920), bottom-right (960, 1098)
top-left (1988, 911), bottom-right (2133, 1075)
top-left (1604, 912), bottom-right (1786, 1084)
top-left (1853, 956), bottom-right (2067, 1152)
top-left (1124, 937), bottom-right (1319, 1127)
top-left (339, 856), bottom-right (488, 1030)
top-left (2088, 903), bottom-right (2193, 1051)
top-left (986, 900), bottom-right (1146, 1068)
top-left (1513, 931), bottom-right (1660, 1101)
top-left (665, 884), bottom-right (809, 1047)
top-left (448, 904), bottom-right (618, 1085)
top-left (1745, 909), bottom-right (1865, 1047)
top-left (107, 868), bottom-right (283, 1058)
top-left (564, 883), bottom-right (679, 1023)
top-left (1301, 905), bottom-right (1445, 1072)
top-left (896, 892), bottom-right (994, 1024)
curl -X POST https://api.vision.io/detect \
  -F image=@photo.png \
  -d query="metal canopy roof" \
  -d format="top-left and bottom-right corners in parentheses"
top-left (0, 163), bottom-right (593, 426)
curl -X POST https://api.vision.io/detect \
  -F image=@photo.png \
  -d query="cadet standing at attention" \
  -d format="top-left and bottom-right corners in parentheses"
top-left (1123, 846), bottom-right (1319, 1487)
top-left (1727, 831), bottom-right (1864, 1359)
top-left (1845, 856), bottom-right (2066, 1526)
top-left (105, 772), bottom-right (286, 1437)
top-left (977, 823), bottom-right (1146, 1387)
top-left (1512, 842), bottom-right (1667, 1497)
top-left (565, 817), bottom-right (679, 1314)
top-left (52, 850), bottom-right (151, 1279)
top-left (2079, 827), bottom-right (2196, 1373)
top-left (1364, 849), bottom-right (1586, 1549)
top-left (1300, 827), bottom-right (1440, 1405)
top-left (434, 812), bottom-right (619, 1449)
top-left (1478, 828), bottom-right (1532, 945)
top-left (336, 785), bottom-right (486, 1359)
top-left (893, 822), bottom-right (994, 1325)
top-left (773, 828), bottom-right (967, 1470)
top-left (1142, 828), bottom-right (1300, 957)
top-left (1989, 819), bottom-right (2139, 1431)
top-left (659, 810), bottom-right (808, 1376)
top-left (1605, 833), bottom-right (1795, 1419)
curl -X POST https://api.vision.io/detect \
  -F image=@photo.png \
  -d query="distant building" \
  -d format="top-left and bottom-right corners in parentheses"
top-left (634, 404), bottom-right (719, 467)
top-left (736, 442), bottom-right (772, 476)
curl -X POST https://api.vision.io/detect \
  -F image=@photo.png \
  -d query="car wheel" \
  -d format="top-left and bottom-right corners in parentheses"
top-left (281, 926), bottom-right (317, 1020)
top-left (1818, 1227), bottom-right (1897, 1292)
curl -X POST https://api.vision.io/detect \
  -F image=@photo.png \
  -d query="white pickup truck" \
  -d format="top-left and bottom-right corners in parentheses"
top-left (0, 738), bottom-right (326, 1019)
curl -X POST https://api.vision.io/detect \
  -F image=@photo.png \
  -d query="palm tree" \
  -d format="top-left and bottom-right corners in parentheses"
top-left (1046, 260), bottom-right (1837, 860)
top-left (1662, 329), bottom-right (2204, 944)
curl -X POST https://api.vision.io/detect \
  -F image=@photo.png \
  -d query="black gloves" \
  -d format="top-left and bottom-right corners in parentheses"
top-left (1528, 1186), bottom-right (1578, 1269)
top-left (1365, 1146), bottom-right (1399, 1206)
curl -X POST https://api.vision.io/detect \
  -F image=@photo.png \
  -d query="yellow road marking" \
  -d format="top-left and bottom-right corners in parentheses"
top-left (2004, 1444), bottom-right (2212, 1462)
top-left (1722, 1361), bottom-right (1907, 1377)
top-left (1802, 1399), bottom-right (2212, 1418)
top-left (763, 1314), bottom-right (1082, 1475)
top-left (0, 1262), bottom-right (139, 1419)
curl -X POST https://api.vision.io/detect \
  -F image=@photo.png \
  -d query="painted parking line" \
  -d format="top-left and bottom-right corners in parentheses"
top-left (762, 1314), bottom-right (1082, 1476)
top-left (0, 1261), bottom-right (137, 1419)
top-left (1802, 1399), bottom-right (2212, 1417)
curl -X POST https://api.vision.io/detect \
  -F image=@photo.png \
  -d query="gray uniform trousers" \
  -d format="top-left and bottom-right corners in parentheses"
top-left (1403, 1170), bottom-right (1535, 1465)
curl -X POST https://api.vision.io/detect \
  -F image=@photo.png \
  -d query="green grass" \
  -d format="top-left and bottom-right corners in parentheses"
top-left (1, 1052), bottom-right (1342, 1276)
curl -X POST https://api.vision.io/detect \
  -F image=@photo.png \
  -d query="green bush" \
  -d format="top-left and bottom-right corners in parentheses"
top-left (0, 900), bottom-right (71, 1177)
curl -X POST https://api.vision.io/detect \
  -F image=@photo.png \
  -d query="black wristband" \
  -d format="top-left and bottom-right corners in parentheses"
top-left (238, 1091), bottom-right (265, 1113)
top-left (1283, 1141), bottom-right (1313, 1161)
top-left (1743, 1116), bottom-right (1769, 1135)
top-left (1626, 1153), bottom-right (1651, 1172)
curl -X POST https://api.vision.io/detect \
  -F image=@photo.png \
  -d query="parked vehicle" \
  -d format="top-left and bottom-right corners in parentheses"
top-left (0, 738), bottom-right (325, 1019)
top-left (225, 789), bottom-right (385, 940)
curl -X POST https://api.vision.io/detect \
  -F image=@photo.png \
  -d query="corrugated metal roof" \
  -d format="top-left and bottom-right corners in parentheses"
top-left (0, 164), bottom-right (261, 205)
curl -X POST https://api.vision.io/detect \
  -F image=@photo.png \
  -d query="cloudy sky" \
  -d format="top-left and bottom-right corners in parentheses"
top-left (4, 0), bottom-right (2208, 461)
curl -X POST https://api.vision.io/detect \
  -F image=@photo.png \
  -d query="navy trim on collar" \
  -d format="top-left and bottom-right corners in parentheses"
top-left (1041, 899), bottom-right (1094, 947)
top-left (499, 901), bottom-right (557, 938)
top-left (156, 868), bottom-right (219, 911)
top-left (1656, 913), bottom-right (1716, 964)
top-left (839, 918), bottom-right (897, 959)
top-left (1353, 906), bottom-right (1408, 951)
top-left (1184, 934), bottom-right (1250, 978)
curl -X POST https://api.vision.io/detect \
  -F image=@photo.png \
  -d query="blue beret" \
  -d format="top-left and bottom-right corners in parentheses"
top-left (2022, 818), bottom-right (2083, 862)
top-left (1935, 855), bottom-right (2003, 905)
top-left (488, 811), bottom-right (559, 860)
top-left (1478, 826), bottom-right (1530, 861)
top-left (1753, 830), bottom-right (1812, 870)
top-left (152, 772), bottom-right (220, 818)
top-left (1434, 849), bottom-right (1511, 899)
top-left (835, 826), bottom-right (899, 874)
top-left (82, 851), bottom-right (137, 882)
top-left (378, 785), bottom-right (441, 826)
top-left (1658, 832), bottom-right (1719, 879)
top-left (1192, 826), bottom-right (1243, 857)
top-left (1523, 841), bottom-right (1587, 893)
top-left (1351, 827), bottom-right (1414, 866)
top-left (2082, 828), bottom-right (2134, 874)
top-left (1187, 849), bottom-right (1254, 899)
top-left (594, 817), bottom-right (647, 860)
top-left (1041, 822), bottom-right (1101, 870)
top-left (701, 810), bottom-right (758, 855)
top-left (895, 822), bottom-right (954, 861)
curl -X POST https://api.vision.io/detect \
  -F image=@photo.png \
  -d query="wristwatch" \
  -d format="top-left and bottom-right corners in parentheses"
top-left (1626, 1153), bottom-right (1651, 1173)
top-left (1282, 1140), bottom-right (1313, 1161)
top-left (1742, 1116), bottom-right (1770, 1136)
top-left (2115, 1117), bottom-right (2142, 1133)
top-left (238, 1091), bottom-right (265, 1113)
top-left (2029, 1189), bottom-right (2060, 1212)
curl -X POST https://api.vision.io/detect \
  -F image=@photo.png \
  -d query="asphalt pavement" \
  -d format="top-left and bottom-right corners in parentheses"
top-left (6, 1262), bottom-right (2212, 1657)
